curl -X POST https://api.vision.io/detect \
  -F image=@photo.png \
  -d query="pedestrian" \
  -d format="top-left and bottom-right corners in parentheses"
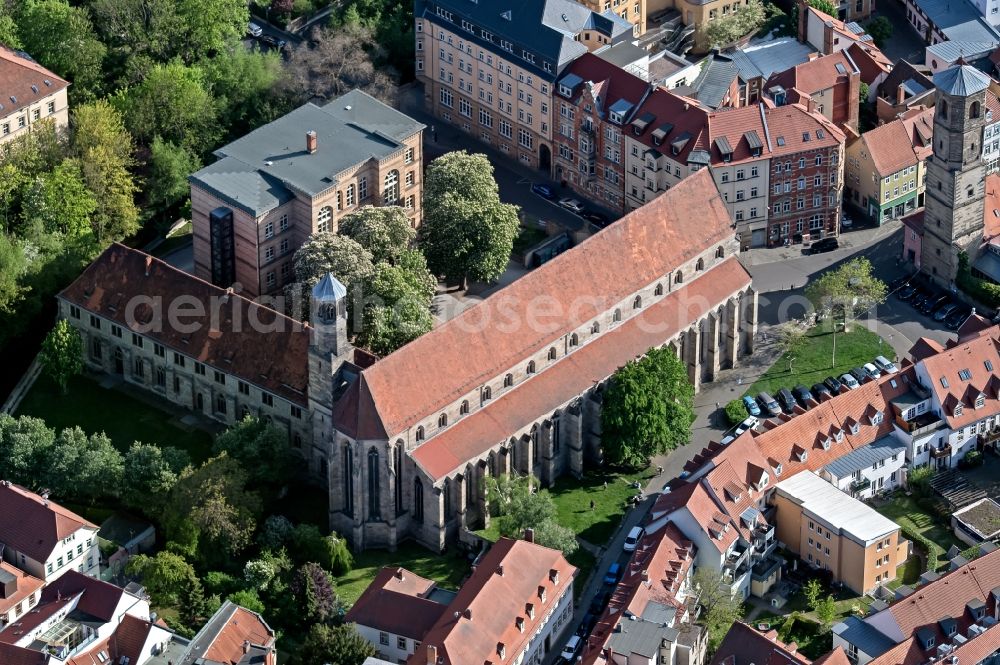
top-left (603, 481), bottom-right (608, 490)
top-left (590, 499), bottom-right (595, 511)
top-left (716, 401), bottom-right (720, 410)
top-left (657, 465), bottom-right (663, 476)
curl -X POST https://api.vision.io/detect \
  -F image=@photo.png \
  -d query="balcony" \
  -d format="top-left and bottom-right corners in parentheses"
top-left (980, 427), bottom-right (1000, 444)
top-left (894, 412), bottom-right (944, 437)
top-left (851, 477), bottom-right (871, 492)
top-left (727, 542), bottom-right (750, 570)
top-left (930, 444), bottom-right (952, 459)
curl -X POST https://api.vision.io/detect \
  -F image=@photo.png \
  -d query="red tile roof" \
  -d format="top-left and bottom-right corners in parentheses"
top-left (109, 614), bottom-right (155, 665)
top-left (560, 53), bottom-right (651, 113)
top-left (983, 174), bottom-right (1000, 246)
top-left (710, 622), bottom-right (811, 665)
top-left (630, 87), bottom-right (710, 163)
top-left (409, 538), bottom-right (576, 665)
top-left (0, 562), bottom-right (44, 616)
top-left (751, 373), bottom-right (910, 479)
top-left (410, 257), bottom-right (751, 480)
top-left (345, 567), bottom-right (449, 640)
top-left (59, 244), bottom-right (310, 406)
top-left (918, 332), bottom-right (1000, 428)
top-left (765, 103), bottom-right (846, 156)
top-left (0, 643), bottom-right (47, 665)
top-left (0, 481), bottom-right (97, 563)
top-left (812, 647), bottom-right (851, 665)
top-left (361, 169), bottom-right (739, 439)
top-left (858, 106), bottom-right (933, 176)
top-left (0, 46), bottom-right (68, 118)
top-left (847, 43), bottom-right (893, 85)
top-left (901, 210), bottom-right (924, 236)
top-left (767, 52), bottom-right (856, 97)
top-left (202, 604), bottom-right (276, 663)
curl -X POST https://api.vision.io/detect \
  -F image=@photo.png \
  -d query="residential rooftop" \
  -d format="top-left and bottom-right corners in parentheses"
top-left (954, 498), bottom-right (1000, 540)
top-left (822, 437), bottom-right (907, 480)
top-left (774, 471), bottom-right (900, 543)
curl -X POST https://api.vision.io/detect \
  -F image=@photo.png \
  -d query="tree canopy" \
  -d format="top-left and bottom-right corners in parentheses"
top-left (17, 1), bottom-right (108, 102)
top-left (40, 319), bottom-right (84, 393)
top-left (213, 416), bottom-right (292, 487)
top-left (485, 474), bottom-right (578, 555)
top-left (419, 152), bottom-right (519, 288)
top-left (299, 623), bottom-right (376, 665)
top-left (701, 0), bottom-right (768, 49)
top-left (601, 346), bottom-right (695, 469)
top-left (338, 206), bottom-right (415, 264)
top-left (805, 257), bottom-right (887, 320)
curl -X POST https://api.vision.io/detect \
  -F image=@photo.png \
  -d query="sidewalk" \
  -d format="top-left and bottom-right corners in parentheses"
top-left (741, 219), bottom-right (902, 268)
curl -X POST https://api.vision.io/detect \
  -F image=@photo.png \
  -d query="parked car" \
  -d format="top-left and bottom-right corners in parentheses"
top-left (576, 611), bottom-right (597, 636)
top-left (897, 284), bottom-right (918, 300)
top-left (823, 375), bottom-right (843, 393)
top-left (757, 392), bottom-right (781, 417)
top-left (850, 366), bottom-right (870, 383)
top-left (561, 635), bottom-right (582, 662)
top-left (258, 34), bottom-right (286, 49)
top-left (910, 289), bottom-right (934, 309)
top-left (777, 388), bottom-right (797, 414)
top-left (792, 384), bottom-right (814, 408)
top-left (863, 362), bottom-right (882, 379)
top-left (558, 197), bottom-right (585, 214)
top-left (873, 355), bottom-right (898, 374)
top-left (531, 183), bottom-right (555, 199)
top-left (247, 22), bottom-right (263, 37)
top-left (919, 294), bottom-right (949, 314)
top-left (888, 276), bottom-right (911, 291)
top-left (582, 210), bottom-right (612, 227)
top-left (840, 372), bottom-right (860, 389)
top-left (809, 237), bottom-right (839, 254)
top-left (945, 307), bottom-right (970, 330)
top-left (742, 394), bottom-right (761, 417)
top-left (811, 382), bottom-right (832, 399)
top-left (623, 526), bottom-right (644, 552)
top-left (841, 216), bottom-right (853, 228)
top-left (589, 591), bottom-right (611, 615)
top-left (734, 416), bottom-right (759, 437)
top-left (604, 562), bottom-right (622, 585)
top-left (934, 302), bottom-right (960, 322)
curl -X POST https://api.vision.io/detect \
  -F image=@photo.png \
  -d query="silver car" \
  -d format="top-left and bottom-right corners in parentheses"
top-left (874, 355), bottom-right (898, 374)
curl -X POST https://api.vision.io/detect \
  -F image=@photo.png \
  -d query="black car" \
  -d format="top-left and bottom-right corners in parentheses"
top-left (582, 211), bottom-right (612, 227)
top-left (811, 382), bottom-right (832, 399)
top-left (809, 238), bottom-right (839, 254)
top-left (888, 276), bottom-right (911, 290)
top-left (589, 590), bottom-right (612, 615)
top-left (934, 302), bottom-right (960, 321)
top-left (910, 290), bottom-right (935, 309)
top-left (576, 612), bottom-right (597, 636)
top-left (531, 183), bottom-right (556, 199)
top-left (792, 384), bottom-right (814, 408)
top-left (850, 366), bottom-right (870, 383)
top-left (896, 284), bottom-right (918, 300)
top-left (258, 34), bottom-right (286, 49)
top-left (823, 375), bottom-right (843, 394)
top-left (945, 307), bottom-right (970, 330)
top-left (919, 294), bottom-right (950, 314)
top-left (777, 388), bottom-right (797, 414)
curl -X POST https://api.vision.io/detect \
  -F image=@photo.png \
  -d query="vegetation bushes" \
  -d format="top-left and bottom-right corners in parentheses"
top-left (725, 399), bottom-right (748, 426)
top-left (899, 524), bottom-right (941, 573)
top-left (957, 253), bottom-right (1000, 308)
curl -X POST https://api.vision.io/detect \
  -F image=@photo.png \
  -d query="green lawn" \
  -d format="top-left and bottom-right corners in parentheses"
top-left (334, 543), bottom-right (471, 607)
top-left (549, 467), bottom-right (656, 546)
top-left (875, 494), bottom-right (962, 564)
top-left (151, 222), bottom-right (192, 258)
top-left (567, 547), bottom-right (597, 599)
top-left (748, 324), bottom-right (888, 397)
top-left (16, 373), bottom-right (214, 461)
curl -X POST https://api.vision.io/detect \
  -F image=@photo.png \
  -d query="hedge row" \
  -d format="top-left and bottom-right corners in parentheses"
top-left (899, 524), bottom-right (942, 573)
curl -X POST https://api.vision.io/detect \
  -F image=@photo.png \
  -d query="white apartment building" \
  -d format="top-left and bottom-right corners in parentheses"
top-left (820, 436), bottom-right (908, 499)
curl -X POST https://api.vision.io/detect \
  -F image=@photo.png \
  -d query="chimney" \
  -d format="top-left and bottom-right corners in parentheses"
top-left (524, 528), bottom-right (535, 543)
top-left (463, 608), bottom-right (473, 620)
top-left (897, 84), bottom-right (906, 105)
top-left (395, 567), bottom-right (405, 580)
top-left (497, 564), bottom-right (504, 576)
top-left (306, 130), bottom-right (318, 154)
top-left (808, 51), bottom-right (820, 60)
top-left (243, 640), bottom-right (251, 655)
top-left (427, 644), bottom-right (438, 665)
top-left (642, 569), bottom-right (650, 583)
top-left (145, 255), bottom-right (153, 277)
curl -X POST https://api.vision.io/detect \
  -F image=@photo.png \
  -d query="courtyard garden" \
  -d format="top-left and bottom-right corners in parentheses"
top-left (875, 493), bottom-right (963, 572)
top-left (334, 542), bottom-right (471, 607)
top-left (748, 324), bottom-right (888, 397)
top-left (16, 373), bottom-right (214, 460)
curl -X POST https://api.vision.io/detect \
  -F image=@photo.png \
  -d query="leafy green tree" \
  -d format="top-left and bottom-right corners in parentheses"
top-left (288, 524), bottom-right (354, 575)
top-left (244, 558), bottom-right (279, 590)
top-left (693, 567), bottom-right (745, 650)
top-left (804, 578), bottom-right (823, 607)
top-left (202, 47), bottom-right (285, 138)
top-left (118, 60), bottom-right (220, 153)
top-left (203, 570), bottom-right (240, 596)
top-left (228, 588), bottom-right (266, 614)
top-left (860, 82), bottom-right (870, 104)
top-left (419, 151), bottom-right (519, 288)
top-left (213, 416), bottom-right (292, 486)
top-left (258, 515), bottom-right (294, 550)
top-left (358, 257), bottom-right (435, 355)
top-left (0, 10), bottom-right (22, 50)
top-left (18, 1), bottom-right (107, 102)
top-left (71, 100), bottom-right (135, 165)
top-left (178, 570), bottom-right (213, 629)
top-left (299, 623), bottom-right (376, 665)
top-left (0, 414), bottom-right (56, 487)
top-left (127, 550), bottom-right (199, 607)
top-left (290, 232), bottom-right (375, 323)
top-left (293, 562), bottom-right (338, 624)
top-left (165, 454), bottom-right (262, 564)
top-left (725, 399), bottom-right (748, 426)
top-left (40, 319), bottom-right (84, 394)
top-left (339, 206), bottom-right (415, 264)
top-left (23, 159), bottom-right (96, 238)
top-left (817, 594), bottom-right (838, 626)
top-left (701, 0), bottom-right (768, 49)
top-left (0, 233), bottom-right (28, 312)
top-left (176, 0), bottom-right (249, 62)
top-left (601, 347), bottom-right (695, 469)
top-left (774, 322), bottom-right (806, 354)
top-left (147, 137), bottom-right (201, 215)
top-left (807, 0), bottom-right (838, 14)
top-left (122, 442), bottom-right (190, 510)
top-left (805, 257), bottom-right (887, 322)
top-left (486, 474), bottom-right (578, 555)
top-left (866, 16), bottom-right (893, 47)
top-left (908, 465), bottom-right (934, 496)
top-left (89, 0), bottom-right (185, 65)
top-left (43, 428), bottom-right (124, 500)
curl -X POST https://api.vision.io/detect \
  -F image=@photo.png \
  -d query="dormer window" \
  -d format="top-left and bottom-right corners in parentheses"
top-left (796, 449), bottom-right (809, 462)
top-left (954, 403), bottom-right (963, 417)
top-left (516, 617), bottom-right (525, 632)
top-left (538, 586), bottom-right (546, 602)
top-left (559, 84), bottom-right (573, 98)
top-left (526, 603), bottom-right (535, 619)
top-left (756, 473), bottom-right (769, 490)
top-left (774, 463), bottom-right (783, 476)
top-left (975, 393), bottom-right (986, 408)
top-left (871, 411), bottom-right (883, 426)
top-left (498, 643), bottom-right (506, 659)
top-left (834, 430), bottom-right (844, 443)
top-left (849, 422), bottom-right (860, 435)
top-left (821, 437), bottom-right (831, 451)
top-left (609, 111), bottom-right (623, 124)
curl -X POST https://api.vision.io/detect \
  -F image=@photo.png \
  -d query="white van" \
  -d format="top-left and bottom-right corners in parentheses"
top-left (623, 526), bottom-right (644, 552)
top-left (561, 635), bottom-right (582, 661)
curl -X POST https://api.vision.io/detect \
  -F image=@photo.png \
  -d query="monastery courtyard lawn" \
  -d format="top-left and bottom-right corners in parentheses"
top-left (335, 543), bottom-right (471, 607)
top-left (749, 324), bottom-right (888, 397)
top-left (16, 373), bottom-right (214, 461)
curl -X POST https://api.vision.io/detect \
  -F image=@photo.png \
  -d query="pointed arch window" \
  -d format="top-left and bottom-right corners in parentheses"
top-left (482, 386), bottom-right (492, 403)
top-left (416, 426), bottom-right (425, 442)
top-left (696, 258), bottom-right (705, 271)
top-left (504, 373), bottom-right (513, 387)
top-left (970, 101), bottom-right (981, 119)
top-left (343, 445), bottom-right (354, 517)
top-left (460, 400), bottom-right (469, 415)
top-left (675, 270), bottom-right (683, 284)
top-left (438, 413), bottom-right (448, 427)
top-left (367, 448), bottom-right (380, 519)
top-left (716, 246), bottom-right (725, 258)
top-left (569, 333), bottom-right (579, 347)
top-left (591, 321), bottom-right (601, 334)
top-left (613, 309), bottom-right (622, 323)
top-left (394, 443), bottom-right (404, 515)
top-left (654, 283), bottom-right (663, 296)
top-left (527, 360), bottom-right (536, 374)
top-left (633, 295), bottom-right (642, 309)
top-left (548, 347), bottom-right (557, 360)
top-left (413, 478), bottom-right (424, 522)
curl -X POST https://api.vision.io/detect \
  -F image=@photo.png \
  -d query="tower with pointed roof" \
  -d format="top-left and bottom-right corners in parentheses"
top-left (921, 65), bottom-right (990, 285)
top-left (308, 274), bottom-right (352, 419)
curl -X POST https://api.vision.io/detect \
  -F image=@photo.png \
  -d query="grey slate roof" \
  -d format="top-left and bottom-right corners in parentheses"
top-left (834, 616), bottom-right (897, 657)
top-left (189, 90), bottom-right (424, 216)
top-left (925, 40), bottom-right (997, 63)
top-left (823, 436), bottom-right (907, 479)
top-left (914, 0), bottom-right (1000, 45)
top-left (688, 54), bottom-right (739, 109)
top-left (608, 619), bottom-right (680, 657)
top-left (934, 65), bottom-right (992, 95)
top-left (313, 273), bottom-right (348, 301)
top-left (416, 0), bottom-right (632, 77)
top-left (729, 37), bottom-right (814, 81)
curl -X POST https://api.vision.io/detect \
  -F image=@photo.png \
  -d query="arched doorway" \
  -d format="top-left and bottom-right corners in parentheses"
top-left (113, 348), bottom-right (123, 374)
top-left (539, 144), bottom-right (551, 173)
